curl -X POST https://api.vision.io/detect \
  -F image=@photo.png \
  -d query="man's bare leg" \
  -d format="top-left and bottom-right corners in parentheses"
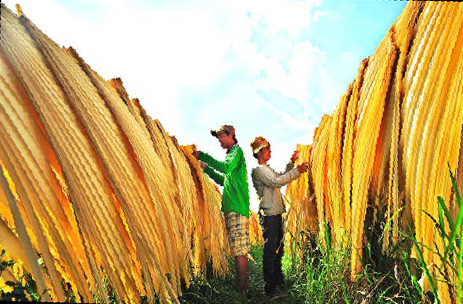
top-left (235, 255), bottom-right (248, 299)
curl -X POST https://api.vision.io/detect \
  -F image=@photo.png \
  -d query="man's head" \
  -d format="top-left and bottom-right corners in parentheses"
top-left (211, 125), bottom-right (237, 151)
top-left (250, 136), bottom-right (271, 163)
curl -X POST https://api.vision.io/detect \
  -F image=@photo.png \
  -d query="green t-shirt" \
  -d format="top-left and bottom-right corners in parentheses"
top-left (198, 145), bottom-right (250, 218)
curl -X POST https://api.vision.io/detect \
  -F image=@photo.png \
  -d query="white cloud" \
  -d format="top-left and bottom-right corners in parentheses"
top-left (2, 0), bottom-right (331, 212)
top-left (3, 0), bottom-right (93, 46)
top-left (3, 0), bottom-right (328, 133)
top-left (259, 97), bottom-right (315, 133)
top-left (3, 0), bottom-right (237, 136)
top-left (286, 41), bottom-right (324, 100)
top-left (223, 0), bottom-right (322, 36)
top-left (232, 38), bottom-right (330, 139)
top-left (313, 10), bottom-right (327, 23)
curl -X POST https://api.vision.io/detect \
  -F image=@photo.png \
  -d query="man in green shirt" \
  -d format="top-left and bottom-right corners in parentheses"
top-left (193, 125), bottom-right (250, 300)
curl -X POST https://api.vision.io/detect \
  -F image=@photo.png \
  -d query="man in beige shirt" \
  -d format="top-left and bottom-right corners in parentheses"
top-left (250, 136), bottom-right (308, 297)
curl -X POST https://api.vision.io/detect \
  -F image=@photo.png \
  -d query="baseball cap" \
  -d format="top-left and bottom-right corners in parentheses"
top-left (210, 125), bottom-right (235, 137)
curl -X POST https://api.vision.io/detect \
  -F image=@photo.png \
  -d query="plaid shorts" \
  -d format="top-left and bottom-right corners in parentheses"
top-left (224, 212), bottom-right (250, 257)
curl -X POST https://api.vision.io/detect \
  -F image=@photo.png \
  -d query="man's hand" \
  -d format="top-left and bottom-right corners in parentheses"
top-left (291, 150), bottom-right (300, 163)
top-left (199, 161), bottom-right (208, 169)
top-left (297, 162), bottom-right (309, 173)
top-left (193, 150), bottom-right (200, 158)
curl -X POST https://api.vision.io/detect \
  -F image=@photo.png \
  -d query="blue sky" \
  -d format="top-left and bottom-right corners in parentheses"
top-left (3, 0), bottom-right (406, 210)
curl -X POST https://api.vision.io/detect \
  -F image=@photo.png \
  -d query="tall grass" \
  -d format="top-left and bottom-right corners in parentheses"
top-left (402, 166), bottom-right (463, 303)
top-left (1, 169), bottom-right (461, 303)
top-left (286, 222), bottom-right (423, 304)
top-left (286, 167), bottom-right (462, 304)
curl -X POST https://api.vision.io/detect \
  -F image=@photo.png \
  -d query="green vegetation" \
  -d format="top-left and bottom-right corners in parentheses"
top-left (0, 249), bottom-right (39, 301)
top-left (1, 169), bottom-right (462, 303)
top-left (178, 239), bottom-right (422, 304)
top-left (178, 245), bottom-right (302, 304)
top-left (0, 222), bottom-right (447, 304)
top-left (285, 225), bottom-right (423, 304)
top-left (402, 166), bottom-right (463, 304)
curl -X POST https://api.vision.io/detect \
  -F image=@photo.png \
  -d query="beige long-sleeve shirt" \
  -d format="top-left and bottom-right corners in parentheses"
top-left (251, 160), bottom-right (300, 216)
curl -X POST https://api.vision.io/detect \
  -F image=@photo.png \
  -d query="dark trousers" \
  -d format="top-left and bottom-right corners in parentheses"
top-left (260, 214), bottom-right (284, 293)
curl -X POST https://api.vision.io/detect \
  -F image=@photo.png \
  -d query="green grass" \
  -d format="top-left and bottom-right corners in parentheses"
top-left (178, 236), bottom-right (423, 304)
top-left (2, 169), bottom-right (461, 303)
top-left (0, 241), bottom-right (425, 304)
top-left (0, 249), bottom-right (40, 301)
top-left (400, 165), bottom-right (463, 304)
top-left (158, 168), bottom-right (463, 304)
top-left (178, 245), bottom-right (303, 304)
top-left (0, 229), bottom-right (443, 304)
top-left (282, 232), bottom-right (423, 304)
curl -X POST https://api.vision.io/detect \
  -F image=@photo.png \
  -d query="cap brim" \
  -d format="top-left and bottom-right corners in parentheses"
top-left (210, 130), bottom-right (218, 137)
top-left (253, 143), bottom-right (270, 154)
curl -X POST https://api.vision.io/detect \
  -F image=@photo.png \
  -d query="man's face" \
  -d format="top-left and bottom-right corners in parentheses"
top-left (217, 132), bottom-right (234, 149)
top-left (259, 146), bottom-right (271, 162)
